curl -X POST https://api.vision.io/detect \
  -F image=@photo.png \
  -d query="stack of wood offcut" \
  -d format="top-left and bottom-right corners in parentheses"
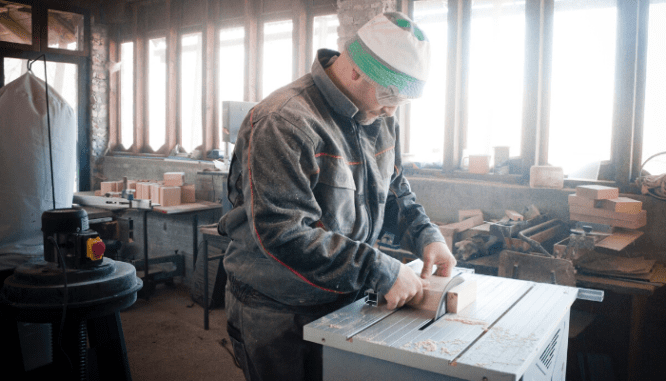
top-left (99, 172), bottom-right (196, 207)
top-left (568, 185), bottom-right (646, 229)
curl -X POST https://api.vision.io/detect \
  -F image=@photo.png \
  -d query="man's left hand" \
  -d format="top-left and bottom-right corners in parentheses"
top-left (420, 242), bottom-right (457, 279)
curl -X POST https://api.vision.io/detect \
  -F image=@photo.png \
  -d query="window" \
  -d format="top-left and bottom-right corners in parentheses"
top-left (548, 0), bottom-right (617, 177)
top-left (119, 41), bottom-right (134, 149)
top-left (218, 27), bottom-right (245, 150)
top-left (148, 37), bottom-right (167, 151)
top-left (0, 1), bottom-right (31, 45)
top-left (180, 32), bottom-right (203, 153)
top-left (262, 19), bottom-right (293, 98)
top-left (467, 0), bottom-right (525, 162)
top-left (642, 0), bottom-right (666, 175)
top-left (47, 9), bottom-right (84, 52)
top-left (312, 14), bottom-right (339, 60)
top-left (410, 1), bottom-right (447, 165)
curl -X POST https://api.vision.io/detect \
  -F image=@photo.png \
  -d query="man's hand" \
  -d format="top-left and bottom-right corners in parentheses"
top-left (384, 263), bottom-right (428, 310)
top-left (420, 242), bottom-right (457, 279)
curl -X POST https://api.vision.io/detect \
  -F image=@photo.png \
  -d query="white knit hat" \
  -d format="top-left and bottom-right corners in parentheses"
top-left (345, 12), bottom-right (431, 99)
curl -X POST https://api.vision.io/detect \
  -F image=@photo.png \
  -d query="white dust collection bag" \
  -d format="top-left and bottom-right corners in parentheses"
top-left (0, 72), bottom-right (76, 254)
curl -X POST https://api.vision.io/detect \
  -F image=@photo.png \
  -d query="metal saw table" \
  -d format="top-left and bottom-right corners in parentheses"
top-left (304, 265), bottom-right (580, 381)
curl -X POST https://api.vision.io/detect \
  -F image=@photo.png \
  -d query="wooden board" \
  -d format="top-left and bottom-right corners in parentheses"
top-left (408, 275), bottom-right (477, 315)
top-left (153, 201), bottom-right (222, 214)
top-left (570, 212), bottom-right (646, 229)
top-left (568, 194), bottom-right (597, 208)
top-left (598, 197), bottom-right (642, 214)
top-left (569, 205), bottom-right (646, 223)
top-left (575, 185), bottom-right (619, 200)
top-left (595, 229), bottom-right (644, 251)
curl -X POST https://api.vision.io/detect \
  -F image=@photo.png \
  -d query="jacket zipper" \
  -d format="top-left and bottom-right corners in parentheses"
top-left (353, 120), bottom-right (373, 242)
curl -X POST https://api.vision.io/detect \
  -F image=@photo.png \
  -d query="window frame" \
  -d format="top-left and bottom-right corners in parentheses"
top-left (405, 0), bottom-right (652, 191)
top-left (0, 1), bottom-right (91, 191)
top-left (110, 0), bottom-right (339, 159)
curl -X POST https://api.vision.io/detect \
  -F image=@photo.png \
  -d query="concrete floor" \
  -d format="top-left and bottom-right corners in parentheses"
top-left (120, 283), bottom-right (245, 381)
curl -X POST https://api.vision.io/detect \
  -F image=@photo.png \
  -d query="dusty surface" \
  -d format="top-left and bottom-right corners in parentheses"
top-left (120, 283), bottom-right (245, 381)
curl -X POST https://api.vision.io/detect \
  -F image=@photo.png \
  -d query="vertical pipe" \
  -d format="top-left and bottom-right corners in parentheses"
top-left (203, 237), bottom-right (209, 330)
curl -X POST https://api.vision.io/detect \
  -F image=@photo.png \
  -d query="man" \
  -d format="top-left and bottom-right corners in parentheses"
top-left (218, 12), bottom-right (456, 381)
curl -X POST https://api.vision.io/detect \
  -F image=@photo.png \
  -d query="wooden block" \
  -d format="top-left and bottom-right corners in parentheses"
top-left (408, 275), bottom-right (455, 311)
top-left (100, 181), bottom-right (116, 194)
top-left (568, 194), bottom-right (598, 208)
top-left (164, 172), bottom-right (185, 187)
top-left (446, 278), bottom-right (477, 314)
top-left (94, 190), bottom-right (102, 196)
top-left (569, 205), bottom-right (646, 222)
top-left (458, 209), bottom-right (483, 222)
top-left (575, 185), bottom-right (619, 200)
top-left (570, 210), bottom-right (646, 229)
top-left (408, 275), bottom-right (477, 314)
top-left (181, 184), bottom-right (196, 203)
top-left (127, 180), bottom-right (138, 190)
top-left (437, 215), bottom-right (484, 250)
top-left (150, 183), bottom-right (161, 204)
top-left (598, 197), bottom-right (642, 214)
top-left (505, 210), bottom-right (524, 221)
top-left (159, 186), bottom-right (182, 207)
top-left (116, 180), bottom-right (125, 191)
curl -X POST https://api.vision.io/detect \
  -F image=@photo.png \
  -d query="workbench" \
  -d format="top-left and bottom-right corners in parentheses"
top-left (73, 192), bottom-right (222, 297)
top-left (305, 262), bottom-right (580, 381)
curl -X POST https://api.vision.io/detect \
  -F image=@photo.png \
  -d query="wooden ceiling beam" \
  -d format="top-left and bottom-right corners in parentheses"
top-left (0, 12), bottom-right (30, 44)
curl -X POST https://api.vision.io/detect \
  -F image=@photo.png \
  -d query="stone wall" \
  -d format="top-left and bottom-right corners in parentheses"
top-left (336, 0), bottom-right (398, 50)
top-left (90, 23), bottom-right (110, 192)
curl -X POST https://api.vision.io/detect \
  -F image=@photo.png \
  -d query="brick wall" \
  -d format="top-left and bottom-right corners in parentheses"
top-left (336, 0), bottom-right (398, 50)
top-left (90, 23), bottom-right (110, 192)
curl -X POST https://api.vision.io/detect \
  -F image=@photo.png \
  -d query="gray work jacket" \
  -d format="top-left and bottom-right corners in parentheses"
top-left (219, 49), bottom-right (445, 308)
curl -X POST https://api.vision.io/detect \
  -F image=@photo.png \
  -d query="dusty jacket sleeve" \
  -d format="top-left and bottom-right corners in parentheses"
top-left (386, 135), bottom-right (446, 258)
top-left (239, 112), bottom-right (401, 295)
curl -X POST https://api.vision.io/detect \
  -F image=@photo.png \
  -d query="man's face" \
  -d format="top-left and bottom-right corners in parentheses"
top-left (353, 75), bottom-right (400, 125)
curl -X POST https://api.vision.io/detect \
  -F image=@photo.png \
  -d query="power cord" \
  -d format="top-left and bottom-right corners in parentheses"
top-left (48, 236), bottom-right (74, 374)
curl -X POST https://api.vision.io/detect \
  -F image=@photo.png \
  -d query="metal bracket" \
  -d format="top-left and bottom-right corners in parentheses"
top-left (576, 288), bottom-right (604, 302)
top-left (364, 289), bottom-right (380, 306)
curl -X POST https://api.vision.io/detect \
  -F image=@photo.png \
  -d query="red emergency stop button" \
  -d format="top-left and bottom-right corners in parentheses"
top-left (87, 237), bottom-right (105, 261)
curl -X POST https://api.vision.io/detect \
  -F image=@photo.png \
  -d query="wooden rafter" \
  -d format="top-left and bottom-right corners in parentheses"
top-left (0, 11), bottom-right (30, 44)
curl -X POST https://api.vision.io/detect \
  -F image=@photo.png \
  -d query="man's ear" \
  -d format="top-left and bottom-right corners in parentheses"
top-left (351, 68), bottom-right (361, 81)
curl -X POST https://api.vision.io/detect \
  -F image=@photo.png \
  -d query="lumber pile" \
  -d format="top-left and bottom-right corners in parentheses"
top-left (98, 172), bottom-right (196, 207)
top-left (568, 185), bottom-right (645, 229)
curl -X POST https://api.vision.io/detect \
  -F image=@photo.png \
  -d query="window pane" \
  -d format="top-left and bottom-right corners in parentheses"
top-left (410, 1), bottom-right (447, 165)
top-left (548, 0), bottom-right (616, 176)
top-left (47, 9), bottom-right (84, 51)
top-left (3, 57), bottom-right (79, 191)
top-left (219, 27), bottom-right (245, 150)
top-left (467, 0), bottom-right (525, 163)
top-left (181, 32), bottom-right (203, 153)
top-left (313, 14), bottom-right (339, 61)
top-left (0, 1), bottom-right (31, 45)
top-left (262, 20), bottom-right (293, 98)
top-left (120, 41), bottom-right (134, 149)
top-left (148, 37), bottom-right (167, 151)
top-left (642, 1), bottom-right (666, 175)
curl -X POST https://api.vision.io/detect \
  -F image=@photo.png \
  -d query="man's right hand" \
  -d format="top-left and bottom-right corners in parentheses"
top-left (384, 263), bottom-right (428, 310)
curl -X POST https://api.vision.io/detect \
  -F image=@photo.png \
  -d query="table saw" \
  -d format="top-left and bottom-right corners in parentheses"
top-left (304, 261), bottom-right (588, 381)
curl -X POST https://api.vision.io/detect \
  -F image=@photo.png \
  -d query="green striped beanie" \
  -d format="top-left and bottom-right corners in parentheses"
top-left (346, 12), bottom-right (430, 99)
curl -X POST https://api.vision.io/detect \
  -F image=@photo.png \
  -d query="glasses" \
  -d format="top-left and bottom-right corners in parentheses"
top-left (375, 84), bottom-right (411, 107)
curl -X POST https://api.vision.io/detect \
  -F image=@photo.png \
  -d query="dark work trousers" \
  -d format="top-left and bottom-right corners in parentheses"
top-left (225, 287), bottom-right (326, 381)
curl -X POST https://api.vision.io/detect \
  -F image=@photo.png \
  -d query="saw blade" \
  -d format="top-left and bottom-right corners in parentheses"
top-left (434, 272), bottom-right (464, 321)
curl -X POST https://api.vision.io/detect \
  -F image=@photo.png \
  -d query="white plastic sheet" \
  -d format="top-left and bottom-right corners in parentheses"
top-left (0, 72), bottom-right (76, 254)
